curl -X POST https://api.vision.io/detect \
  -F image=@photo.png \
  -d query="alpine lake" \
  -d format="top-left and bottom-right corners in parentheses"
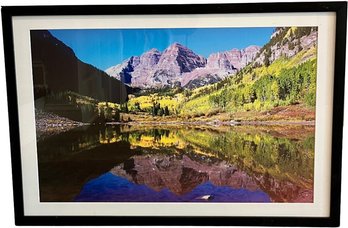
top-left (37, 123), bottom-right (315, 203)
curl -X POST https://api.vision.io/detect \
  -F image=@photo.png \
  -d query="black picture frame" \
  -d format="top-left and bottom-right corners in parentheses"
top-left (1, 1), bottom-right (346, 226)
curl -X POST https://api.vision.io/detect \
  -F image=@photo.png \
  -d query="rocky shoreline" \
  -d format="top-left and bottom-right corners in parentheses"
top-left (35, 108), bottom-right (315, 140)
top-left (35, 109), bottom-right (87, 139)
top-left (107, 119), bottom-right (315, 127)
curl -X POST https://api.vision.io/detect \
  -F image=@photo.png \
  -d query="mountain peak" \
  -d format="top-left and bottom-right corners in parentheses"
top-left (147, 48), bottom-right (161, 54)
top-left (172, 42), bottom-right (183, 47)
top-left (141, 48), bottom-right (161, 58)
top-left (156, 42), bottom-right (206, 75)
top-left (167, 42), bottom-right (187, 50)
top-left (106, 42), bottom-right (260, 89)
top-left (244, 45), bottom-right (260, 51)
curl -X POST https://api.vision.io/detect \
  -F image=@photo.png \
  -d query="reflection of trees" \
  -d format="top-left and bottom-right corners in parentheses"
top-left (130, 131), bottom-right (142, 142)
top-left (96, 125), bottom-right (314, 183)
top-left (179, 129), bottom-right (314, 182)
top-left (148, 129), bottom-right (170, 141)
top-left (38, 126), bottom-right (106, 162)
top-left (98, 126), bottom-right (174, 146)
top-left (38, 124), bottom-right (315, 202)
top-left (121, 133), bottom-right (130, 142)
top-left (99, 125), bottom-right (123, 144)
top-left (119, 126), bottom-right (314, 185)
top-left (152, 129), bottom-right (162, 142)
top-left (119, 128), bottom-right (183, 150)
top-left (176, 128), bottom-right (315, 202)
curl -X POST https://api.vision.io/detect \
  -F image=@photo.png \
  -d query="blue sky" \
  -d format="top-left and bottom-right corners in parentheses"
top-left (49, 27), bottom-right (274, 71)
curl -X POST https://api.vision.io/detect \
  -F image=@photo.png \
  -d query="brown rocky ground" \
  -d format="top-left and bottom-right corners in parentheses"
top-left (35, 109), bottom-right (86, 139)
top-left (231, 104), bottom-right (315, 122)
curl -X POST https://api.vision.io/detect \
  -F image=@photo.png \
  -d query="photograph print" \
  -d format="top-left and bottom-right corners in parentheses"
top-left (31, 26), bottom-right (317, 203)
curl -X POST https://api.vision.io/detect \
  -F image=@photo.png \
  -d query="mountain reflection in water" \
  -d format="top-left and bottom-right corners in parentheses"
top-left (75, 173), bottom-right (270, 202)
top-left (37, 124), bottom-right (314, 203)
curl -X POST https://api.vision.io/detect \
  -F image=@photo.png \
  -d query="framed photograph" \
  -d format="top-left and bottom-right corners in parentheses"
top-left (1, 1), bottom-right (346, 226)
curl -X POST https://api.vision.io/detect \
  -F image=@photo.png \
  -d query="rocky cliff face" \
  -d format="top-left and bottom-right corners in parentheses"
top-left (157, 42), bottom-right (207, 74)
top-left (241, 45), bottom-right (261, 65)
top-left (253, 27), bottom-right (318, 66)
top-left (105, 43), bottom-right (260, 89)
top-left (182, 45), bottom-right (261, 88)
top-left (105, 56), bottom-right (140, 84)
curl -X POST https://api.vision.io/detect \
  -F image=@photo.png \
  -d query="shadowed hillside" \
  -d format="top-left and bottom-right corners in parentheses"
top-left (30, 30), bottom-right (130, 103)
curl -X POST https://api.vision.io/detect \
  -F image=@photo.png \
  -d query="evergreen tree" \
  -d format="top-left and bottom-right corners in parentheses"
top-left (264, 49), bottom-right (271, 67)
top-left (164, 106), bottom-right (169, 116)
top-left (152, 103), bottom-right (156, 116)
top-left (158, 108), bottom-right (164, 116)
top-left (98, 108), bottom-right (106, 124)
top-left (134, 102), bottom-right (141, 111)
top-left (113, 109), bottom-right (120, 122)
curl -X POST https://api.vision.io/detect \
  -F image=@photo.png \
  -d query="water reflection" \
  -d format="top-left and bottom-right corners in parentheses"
top-left (37, 124), bottom-right (314, 202)
top-left (75, 173), bottom-right (270, 202)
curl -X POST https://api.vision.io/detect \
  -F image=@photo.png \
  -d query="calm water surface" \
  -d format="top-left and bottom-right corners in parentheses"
top-left (37, 124), bottom-right (314, 202)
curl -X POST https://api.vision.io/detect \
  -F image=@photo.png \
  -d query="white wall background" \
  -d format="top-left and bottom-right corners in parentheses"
top-left (0, 0), bottom-right (346, 227)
